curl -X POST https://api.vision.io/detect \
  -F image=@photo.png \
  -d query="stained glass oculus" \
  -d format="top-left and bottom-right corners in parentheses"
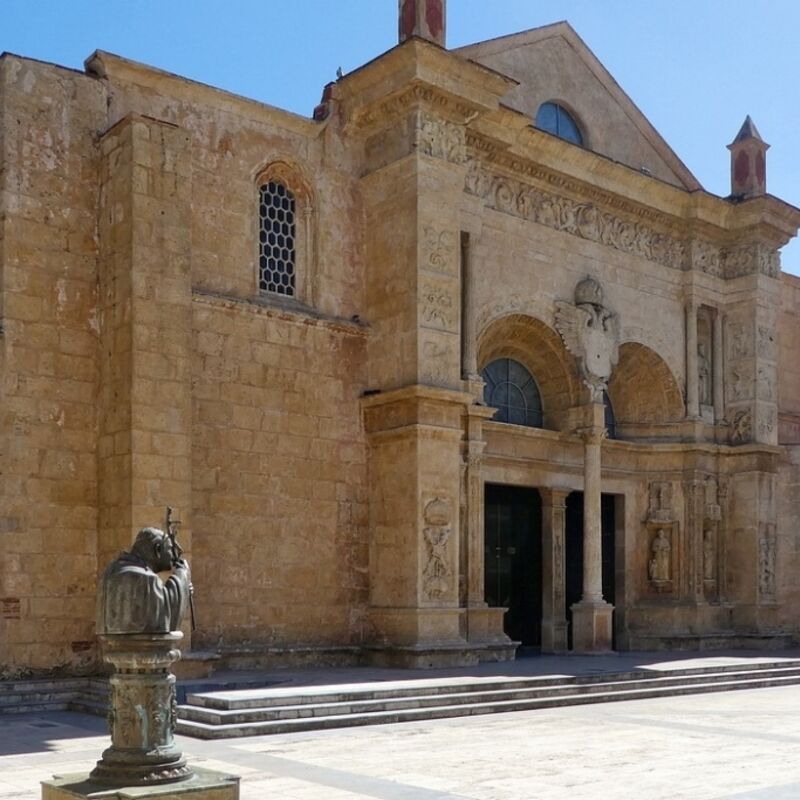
top-left (259, 180), bottom-right (296, 296)
top-left (481, 358), bottom-right (543, 428)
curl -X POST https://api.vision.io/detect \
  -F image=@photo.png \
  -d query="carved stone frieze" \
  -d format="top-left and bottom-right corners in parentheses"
top-left (464, 158), bottom-right (686, 270)
top-left (350, 82), bottom-right (477, 133)
top-left (415, 111), bottom-right (465, 164)
top-left (723, 243), bottom-right (781, 279)
top-left (690, 239), bottom-right (722, 276)
top-left (422, 497), bottom-right (453, 600)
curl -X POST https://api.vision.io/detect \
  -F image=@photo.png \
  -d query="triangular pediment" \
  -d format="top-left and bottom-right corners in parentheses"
top-left (456, 22), bottom-right (700, 191)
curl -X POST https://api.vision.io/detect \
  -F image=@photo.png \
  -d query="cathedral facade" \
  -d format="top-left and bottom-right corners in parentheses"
top-left (2, 0), bottom-right (800, 677)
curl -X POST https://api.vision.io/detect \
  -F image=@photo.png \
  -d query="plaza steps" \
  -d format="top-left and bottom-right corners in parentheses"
top-left (0, 677), bottom-right (90, 715)
top-left (175, 659), bottom-right (800, 739)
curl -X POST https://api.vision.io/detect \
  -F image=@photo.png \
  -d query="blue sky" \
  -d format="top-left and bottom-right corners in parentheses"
top-left (4, 0), bottom-right (800, 271)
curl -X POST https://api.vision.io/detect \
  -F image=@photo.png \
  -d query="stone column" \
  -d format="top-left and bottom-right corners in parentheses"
top-left (540, 488), bottom-right (569, 653)
top-left (571, 402), bottom-right (614, 652)
top-left (686, 300), bottom-right (699, 418)
top-left (461, 232), bottom-right (479, 381)
top-left (713, 309), bottom-right (725, 422)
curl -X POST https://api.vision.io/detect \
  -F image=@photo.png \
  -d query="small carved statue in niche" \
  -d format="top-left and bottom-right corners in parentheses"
top-left (698, 341), bottom-right (712, 406)
top-left (648, 528), bottom-right (671, 583)
top-left (703, 528), bottom-right (716, 583)
top-left (423, 497), bottom-right (452, 600)
top-left (647, 481), bottom-right (672, 523)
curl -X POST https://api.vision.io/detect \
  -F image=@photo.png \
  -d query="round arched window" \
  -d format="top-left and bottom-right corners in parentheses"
top-left (535, 102), bottom-right (583, 146)
top-left (481, 358), bottom-right (543, 428)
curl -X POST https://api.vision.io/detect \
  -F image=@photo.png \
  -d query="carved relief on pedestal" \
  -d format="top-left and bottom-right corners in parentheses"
top-left (420, 277), bottom-right (457, 333)
top-left (554, 276), bottom-right (619, 402)
top-left (421, 225), bottom-right (457, 275)
top-left (730, 409), bottom-right (753, 444)
top-left (422, 497), bottom-right (453, 601)
top-left (758, 523), bottom-right (776, 601)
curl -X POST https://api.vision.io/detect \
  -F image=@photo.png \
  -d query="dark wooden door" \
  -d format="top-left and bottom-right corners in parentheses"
top-left (484, 484), bottom-right (542, 646)
top-left (565, 492), bottom-right (616, 648)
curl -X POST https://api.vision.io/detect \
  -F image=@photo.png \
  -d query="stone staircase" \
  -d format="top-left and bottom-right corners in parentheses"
top-left (175, 659), bottom-right (800, 739)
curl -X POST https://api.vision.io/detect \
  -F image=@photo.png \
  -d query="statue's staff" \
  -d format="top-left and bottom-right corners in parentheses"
top-left (165, 506), bottom-right (196, 631)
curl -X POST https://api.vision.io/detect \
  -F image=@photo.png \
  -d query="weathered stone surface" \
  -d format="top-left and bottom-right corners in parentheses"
top-left (2, 7), bottom-right (800, 675)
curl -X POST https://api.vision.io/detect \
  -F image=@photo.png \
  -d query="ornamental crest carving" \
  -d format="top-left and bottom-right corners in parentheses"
top-left (555, 277), bottom-right (619, 401)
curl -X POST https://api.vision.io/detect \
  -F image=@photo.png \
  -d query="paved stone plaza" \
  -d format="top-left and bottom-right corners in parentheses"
top-left (2, 683), bottom-right (799, 800)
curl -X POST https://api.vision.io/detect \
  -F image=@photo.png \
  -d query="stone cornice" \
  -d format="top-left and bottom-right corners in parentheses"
top-left (85, 50), bottom-right (321, 139)
top-left (191, 289), bottom-right (367, 337)
top-left (464, 135), bottom-right (792, 278)
top-left (339, 38), bottom-right (516, 134)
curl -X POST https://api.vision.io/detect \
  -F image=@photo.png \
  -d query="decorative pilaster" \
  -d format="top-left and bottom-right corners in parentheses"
top-left (713, 309), bottom-right (725, 422)
top-left (685, 300), bottom-right (699, 418)
top-left (540, 488), bottom-right (569, 653)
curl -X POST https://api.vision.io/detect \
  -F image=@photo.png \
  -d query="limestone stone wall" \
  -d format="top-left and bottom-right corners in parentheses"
top-left (190, 299), bottom-right (369, 650)
top-left (0, 56), bottom-right (105, 675)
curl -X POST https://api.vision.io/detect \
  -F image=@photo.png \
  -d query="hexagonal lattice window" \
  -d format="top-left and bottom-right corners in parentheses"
top-left (259, 180), bottom-right (296, 297)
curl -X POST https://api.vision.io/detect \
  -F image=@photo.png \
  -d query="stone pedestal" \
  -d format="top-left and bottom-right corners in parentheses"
top-left (91, 633), bottom-right (190, 787)
top-left (42, 767), bottom-right (239, 800)
top-left (571, 601), bottom-right (614, 653)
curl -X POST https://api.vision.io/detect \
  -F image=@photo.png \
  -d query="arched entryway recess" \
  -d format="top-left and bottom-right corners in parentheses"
top-left (607, 342), bottom-right (683, 432)
top-left (477, 313), bottom-right (585, 431)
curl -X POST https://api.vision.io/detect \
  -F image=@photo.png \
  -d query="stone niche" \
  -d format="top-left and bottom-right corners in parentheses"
top-left (645, 481), bottom-right (677, 594)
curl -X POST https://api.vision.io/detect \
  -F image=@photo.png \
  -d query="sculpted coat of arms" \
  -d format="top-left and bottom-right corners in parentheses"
top-left (554, 276), bottom-right (620, 401)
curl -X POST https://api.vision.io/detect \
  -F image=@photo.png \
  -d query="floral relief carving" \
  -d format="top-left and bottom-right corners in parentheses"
top-left (730, 408), bottom-right (753, 444)
top-left (759, 524), bottom-right (776, 598)
top-left (421, 338), bottom-right (451, 386)
top-left (422, 226), bottom-right (457, 274)
top-left (422, 497), bottom-right (453, 600)
top-left (420, 280), bottom-right (456, 331)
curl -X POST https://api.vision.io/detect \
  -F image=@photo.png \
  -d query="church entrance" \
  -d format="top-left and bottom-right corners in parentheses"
top-left (565, 492), bottom-right (617, 649)
top-left (484, 484), bottom-right (542, 647)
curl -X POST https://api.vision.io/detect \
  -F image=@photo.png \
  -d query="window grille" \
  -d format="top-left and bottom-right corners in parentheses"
top-left (259, 180), bottom-right (296, 297)
top-left (481, 358), bottom-right (544, 428)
